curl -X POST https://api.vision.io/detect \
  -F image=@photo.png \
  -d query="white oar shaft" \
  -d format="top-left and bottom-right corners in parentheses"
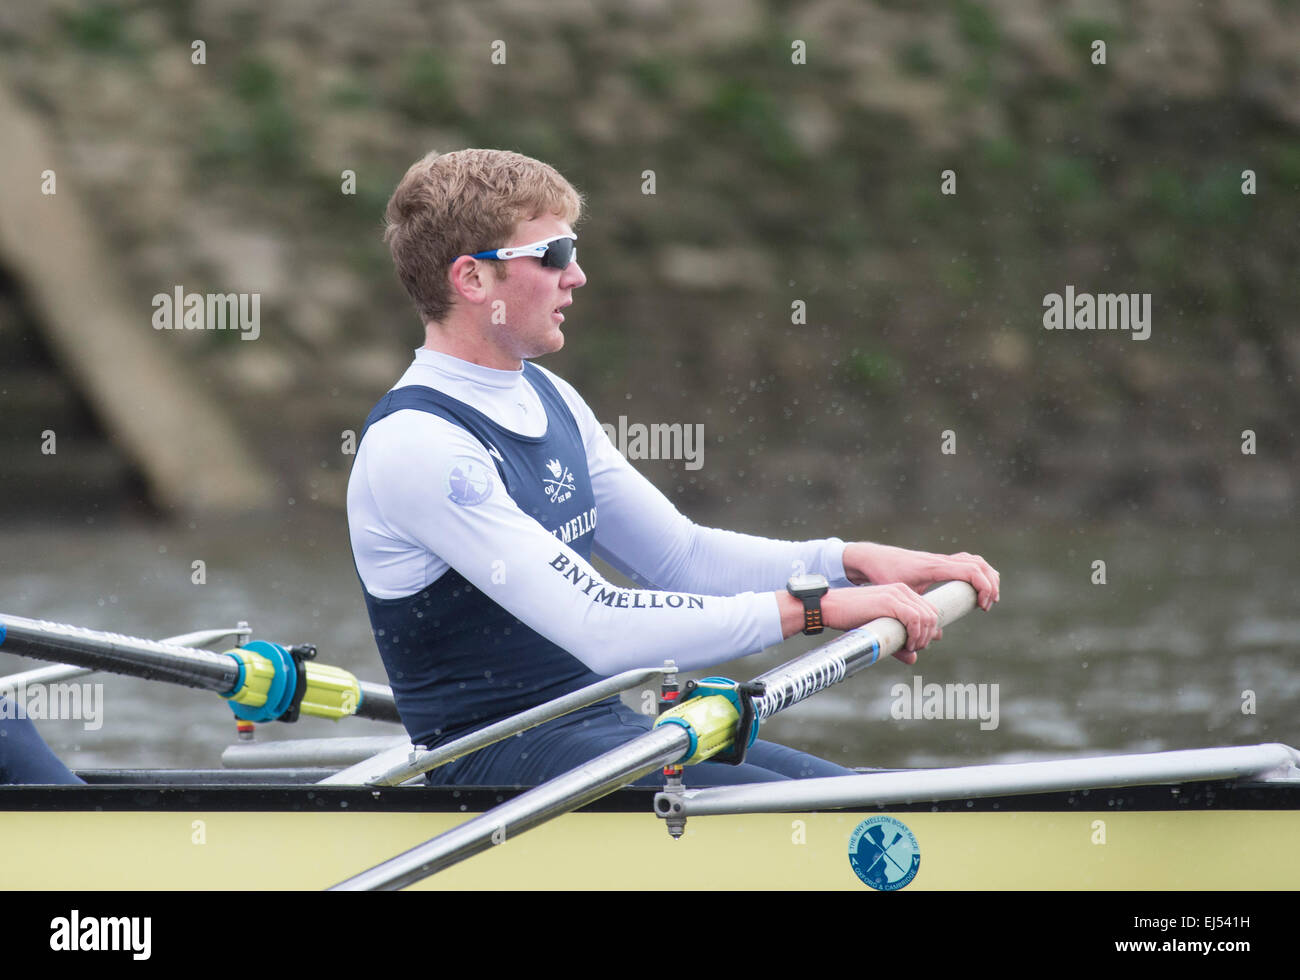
top-left (331, 725), bottom-right (688, 891)
top-left (331, 581), bottom-right (980, 891)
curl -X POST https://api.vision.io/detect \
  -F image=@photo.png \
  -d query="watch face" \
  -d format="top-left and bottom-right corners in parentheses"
top-left (788, 574), bottom-right (829, 596)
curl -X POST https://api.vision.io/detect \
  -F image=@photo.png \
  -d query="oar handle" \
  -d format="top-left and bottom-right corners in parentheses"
top-left (753, 580), bottom-right (978, 719)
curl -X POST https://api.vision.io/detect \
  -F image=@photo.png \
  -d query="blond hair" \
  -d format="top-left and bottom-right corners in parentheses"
top-left (383, 148), bottom-right (584, 324)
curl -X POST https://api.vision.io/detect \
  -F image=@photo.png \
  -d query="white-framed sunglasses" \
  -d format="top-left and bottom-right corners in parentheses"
top-left (463, 234), bottom-right (577, 269)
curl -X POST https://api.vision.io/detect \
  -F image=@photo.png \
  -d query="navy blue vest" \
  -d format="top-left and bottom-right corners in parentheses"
top-left (356, 363), bottom-right (606, 749)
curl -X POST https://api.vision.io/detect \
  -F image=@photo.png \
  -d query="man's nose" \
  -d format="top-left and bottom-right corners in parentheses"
top-left (562, 261), bottom-right (586, 289)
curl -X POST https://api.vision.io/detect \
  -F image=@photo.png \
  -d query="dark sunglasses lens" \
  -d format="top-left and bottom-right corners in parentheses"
top-left (541, 238), bottom-right (574, 269)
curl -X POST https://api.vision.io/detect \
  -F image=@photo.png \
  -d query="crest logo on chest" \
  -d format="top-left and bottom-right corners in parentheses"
top-left (543, 458), bottom-right (575, 503)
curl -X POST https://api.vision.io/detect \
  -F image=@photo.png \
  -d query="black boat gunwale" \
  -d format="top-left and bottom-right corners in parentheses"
top-left (1, 772), bottom-right (1296, 814)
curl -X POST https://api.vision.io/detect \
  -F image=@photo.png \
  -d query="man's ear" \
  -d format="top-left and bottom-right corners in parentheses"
top-left (448, 255), bottom-right (490, 305)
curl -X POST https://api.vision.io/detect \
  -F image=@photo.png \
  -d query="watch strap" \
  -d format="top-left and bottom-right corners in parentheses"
top-left (799, 595), bottom-right (824, 635)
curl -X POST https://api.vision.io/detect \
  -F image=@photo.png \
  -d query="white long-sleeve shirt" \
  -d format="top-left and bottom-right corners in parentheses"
top-left (347, 348), bottom-right (851, 675)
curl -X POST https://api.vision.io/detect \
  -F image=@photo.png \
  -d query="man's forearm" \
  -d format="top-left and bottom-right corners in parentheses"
top-left (842, 541), bottom-right (880, 585)
top-left (840, 541), bottom-right (1001, 611)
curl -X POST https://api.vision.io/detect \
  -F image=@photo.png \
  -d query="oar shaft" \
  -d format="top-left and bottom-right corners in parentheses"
top-left (0, 625), bottom-right (253, 689)
top-left (331, 725), bottom-right (688, 891)
top-left (0, 663), bottom-right (95, 687)
top-left (358, 682), bottom-right (400, 723)
top-left (0, 613), bottom-right (401, 724)
top-left (0, 614), bottom-right (242, 694)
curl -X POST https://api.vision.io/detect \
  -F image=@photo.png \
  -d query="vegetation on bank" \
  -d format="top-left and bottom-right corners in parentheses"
top-left (1, 0), bottom-right (1295, 522)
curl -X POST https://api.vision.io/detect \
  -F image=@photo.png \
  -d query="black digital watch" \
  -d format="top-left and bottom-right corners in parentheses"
top-left (786, 573), bottom-right (830, 635)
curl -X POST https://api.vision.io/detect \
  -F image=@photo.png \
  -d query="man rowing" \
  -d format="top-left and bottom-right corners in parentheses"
top-left (347, 148), bottom-right (999, 787)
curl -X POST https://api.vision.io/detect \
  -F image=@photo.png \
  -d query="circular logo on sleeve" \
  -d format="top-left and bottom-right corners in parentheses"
top-left (848, 816), bottom-right (920, 890)
top-left (445, 457), bottom-right (493, 506)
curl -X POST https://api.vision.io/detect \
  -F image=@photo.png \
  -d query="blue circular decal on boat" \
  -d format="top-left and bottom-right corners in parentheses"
top-left (848, 816), bottom-right (920, 891)
top-left (445, 457), bottom-right (493, 506)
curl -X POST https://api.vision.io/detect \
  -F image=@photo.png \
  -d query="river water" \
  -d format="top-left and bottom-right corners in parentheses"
top-left (1, 508), bottom-right (1295, 772)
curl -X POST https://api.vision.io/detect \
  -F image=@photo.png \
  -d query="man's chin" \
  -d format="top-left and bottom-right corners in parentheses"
top-left (520, 331), bottom-right (564, 361)
top-left (539, 328), bottom-right (565, 355)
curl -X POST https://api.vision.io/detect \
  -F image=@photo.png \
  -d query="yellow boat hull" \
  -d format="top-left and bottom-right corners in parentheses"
top-left (2, 782), bottom-right (1296, 890)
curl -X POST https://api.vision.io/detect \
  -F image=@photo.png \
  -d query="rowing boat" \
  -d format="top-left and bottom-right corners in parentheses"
top-left (2, 749), bottom-right (1298, 890)
top-left (3, 594), bottom-right (1298, 891)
